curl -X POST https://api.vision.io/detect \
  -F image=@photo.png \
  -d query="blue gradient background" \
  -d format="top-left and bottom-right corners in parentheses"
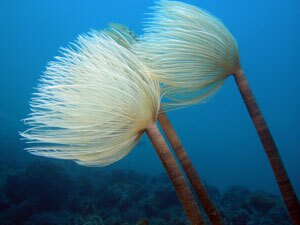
top-left (0, 0), bottom-right (299, 195)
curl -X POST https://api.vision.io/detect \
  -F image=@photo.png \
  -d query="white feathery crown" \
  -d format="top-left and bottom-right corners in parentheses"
top-left (21, 29), bottom-right (160, 167)
top-left (135, 0), bottom-right (240, 110)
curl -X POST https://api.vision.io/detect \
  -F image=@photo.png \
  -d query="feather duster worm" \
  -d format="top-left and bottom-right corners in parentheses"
top-left (108, 23), bottom-right (225, 225)
top-left (21, 30), bottom-right (205, 224)
top-left (135, 1), bottom-right (300, 224)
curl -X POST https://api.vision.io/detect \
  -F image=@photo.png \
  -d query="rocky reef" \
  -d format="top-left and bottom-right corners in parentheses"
top-left (0, 159), bottom-right (291, 225)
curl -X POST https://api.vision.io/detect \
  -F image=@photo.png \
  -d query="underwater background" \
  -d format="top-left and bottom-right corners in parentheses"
top-left (0, 0), bottom-right (299, 224)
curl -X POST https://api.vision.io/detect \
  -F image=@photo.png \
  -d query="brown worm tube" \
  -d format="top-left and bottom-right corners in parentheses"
top-left (234, 69), bottom-right (300, 225)
top-left (146, 122), bottom-right (206, 225)
top-left (158, 110), bottom-right (225, 225)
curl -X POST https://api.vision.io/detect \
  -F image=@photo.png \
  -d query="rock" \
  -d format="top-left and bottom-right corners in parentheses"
top-left (136, 218), bottom-right (149, 225)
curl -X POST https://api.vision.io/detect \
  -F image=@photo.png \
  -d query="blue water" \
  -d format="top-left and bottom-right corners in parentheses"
top-left (0, 0), bottom-right (299, 224)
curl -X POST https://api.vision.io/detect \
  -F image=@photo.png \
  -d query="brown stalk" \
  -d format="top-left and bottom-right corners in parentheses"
top-left (158, 110), bottom-right (225, 225)
top-left (146, 122), bottom-right (206, 225)
top-left (234, 69), bottom-right (300, 225)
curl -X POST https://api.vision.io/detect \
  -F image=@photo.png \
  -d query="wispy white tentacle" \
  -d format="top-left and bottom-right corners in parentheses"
top-left (135, 0), bottom-right (240, 110)
top-left (21, 31), bottom-right (160, 167)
